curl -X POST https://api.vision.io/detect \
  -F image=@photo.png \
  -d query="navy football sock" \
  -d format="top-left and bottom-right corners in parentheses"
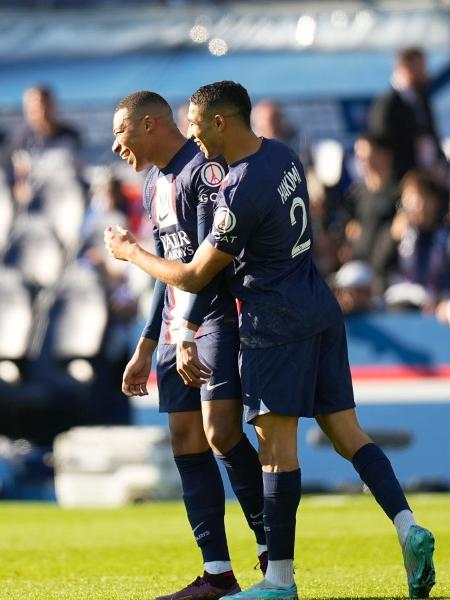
top-left (352, 443), bottom-right (410, 520)
top-left (174, 450), bottom-right (230, 562)
top-left (263, 469), bottom-right (301, 560)
top-left (216, 435), bottom-right (266, 545)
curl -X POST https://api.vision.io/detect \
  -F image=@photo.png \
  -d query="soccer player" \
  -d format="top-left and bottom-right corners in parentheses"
top-left (111, 91), bottom-right (267, 600)
top-left (106, 82), bottom-right (435, 600)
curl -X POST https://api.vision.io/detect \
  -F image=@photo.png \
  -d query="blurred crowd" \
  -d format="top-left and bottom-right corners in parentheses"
top-left (0, 47), bottom-right (449, 447)
top-left (253, 47), bottom-right (450, 322)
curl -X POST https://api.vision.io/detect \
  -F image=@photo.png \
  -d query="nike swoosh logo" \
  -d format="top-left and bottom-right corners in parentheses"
top-left (206, 381), bottom-right (228, 391)
top-left (158, 210), bottom-right (169, 221)
top-left (192, 521), bottom-right (205, 534)
top-left (250, 510), bottom-right (263, 519)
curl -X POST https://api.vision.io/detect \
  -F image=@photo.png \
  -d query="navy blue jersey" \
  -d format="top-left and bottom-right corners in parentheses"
top-left (143, 139), bottom-right (236, 343)
top-left (207, 138), bottom-right (342, 348)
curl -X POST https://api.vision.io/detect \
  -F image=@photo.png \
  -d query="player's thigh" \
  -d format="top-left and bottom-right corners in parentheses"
top-left (157, 343), bottom-right (201, 414)
top-left (239, 341), bottom-right (320, 424)
top-left (157, 343), bottom-right (208, 455)
top-left (196, 329), bottom-right (243, 453)
top-left (314, 321), bottom-right (356, 417)
top-left (196, 328), bottom-right (242, 403)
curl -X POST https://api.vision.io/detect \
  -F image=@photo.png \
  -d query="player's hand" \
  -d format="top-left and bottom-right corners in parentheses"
top-left (176, 341), bottom-right (211, 388)
top-left (435, 299), bottom-right (450, 325)
top-left (104, 224), bottom-right (138, 262)
top-left (122, 339), bottom-right (156, 396)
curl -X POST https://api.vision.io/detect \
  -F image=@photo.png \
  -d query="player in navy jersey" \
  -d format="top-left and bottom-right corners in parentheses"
top-left (110, 91), bottom-right (267, 600)
top-left (106, 83), bottom-right (435, 600)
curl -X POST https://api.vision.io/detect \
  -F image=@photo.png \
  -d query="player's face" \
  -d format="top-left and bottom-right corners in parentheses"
top-left (187, 102), bottom-right (221, 159)
top-left (112, 108), bottom-right (150, 172)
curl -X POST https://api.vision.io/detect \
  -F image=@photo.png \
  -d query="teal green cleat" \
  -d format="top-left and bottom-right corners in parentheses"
top-left (403, 525), bottom-right (436, 598)
top-left (219, 580), bottom-right (298, 600)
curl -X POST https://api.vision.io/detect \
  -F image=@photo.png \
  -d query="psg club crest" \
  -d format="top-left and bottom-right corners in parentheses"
top-left (200, 162), bottom-right (225, 187)
top-left (213, 207), bottom-right (236, 234)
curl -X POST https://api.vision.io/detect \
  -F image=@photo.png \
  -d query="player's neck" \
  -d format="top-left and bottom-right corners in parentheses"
top-left (223, 130), bottom-right (262, 165)
top-left (154, 129), bottom-right (187, 170)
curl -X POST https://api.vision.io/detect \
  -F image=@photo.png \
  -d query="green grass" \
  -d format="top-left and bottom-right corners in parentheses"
top-left (0, 494), bottom-right (448, 599)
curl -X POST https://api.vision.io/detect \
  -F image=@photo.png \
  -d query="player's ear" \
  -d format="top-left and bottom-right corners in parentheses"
top-left (214, 115), bottom-right (226, 131)
top-left (143, 115), bottom-right (155, 133)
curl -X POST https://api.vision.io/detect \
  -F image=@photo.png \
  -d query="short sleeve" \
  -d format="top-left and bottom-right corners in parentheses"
top-left (206, 182), bottom-right (258, 256)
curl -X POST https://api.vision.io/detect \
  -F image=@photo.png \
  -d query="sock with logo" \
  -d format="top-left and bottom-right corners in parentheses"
top-left (263, 469), bottom-right (301, 587)
top-left (352, 443), bottom-right (411, 521)
top-left (216, 435), bottom-right (266, 545)
top-left (174, 450), bottom-right (230, 563)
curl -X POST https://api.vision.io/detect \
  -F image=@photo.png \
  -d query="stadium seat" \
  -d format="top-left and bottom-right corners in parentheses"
top-left (4, 213), bottom-right (64, 290)
top-left (40, 178), bottom-right (86, 256)
top-left (49, 262), bottom-right (108, 360)
top-left (53, 426), bottom-right (181, 507)
top-left (0, 179), bottom-right (14, 258)
top-left (0, 267), bottom-right (32, 361)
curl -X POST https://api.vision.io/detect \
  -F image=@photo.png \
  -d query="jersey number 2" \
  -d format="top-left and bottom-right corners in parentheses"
top-left (290, 197), bottom-right (311, 258)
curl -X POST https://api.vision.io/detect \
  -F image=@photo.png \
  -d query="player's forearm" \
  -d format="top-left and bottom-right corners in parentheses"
top-left (129, 244), bottom-right (206, 293)
top-left (136, 335), bottom-right (158, 354)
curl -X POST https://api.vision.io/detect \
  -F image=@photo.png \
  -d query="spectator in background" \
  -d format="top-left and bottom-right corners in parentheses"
top-left (306, 168), bottom-right (342, 277)
top-left (9, 85), bottom-right (83, 205)
top-left (332, 260), bottom-right (378, 315)
top-left (82, 172), bottom-right (129, 249)
top-left (368, 47), bottom-right (447, 183)
top-left (252, 100), bottom-right (295, 146)
top-left (343, 133), bottom-right (399, 292)
top-left (80, 171), bottom-right (138, 365)
top-left (251, 99), bottom-right (315, 167)
top-left (385, 170), bottom-right (449, 312)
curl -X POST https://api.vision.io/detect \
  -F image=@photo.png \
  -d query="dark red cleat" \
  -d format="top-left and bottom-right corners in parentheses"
top-left (155, 572), bottom-right (241, 600)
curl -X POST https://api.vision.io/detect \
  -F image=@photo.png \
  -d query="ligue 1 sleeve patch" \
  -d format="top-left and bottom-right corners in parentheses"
top-left (213, 207), bottom-right (236, 234)
top-left (200, 162), bottom-right (225, 187)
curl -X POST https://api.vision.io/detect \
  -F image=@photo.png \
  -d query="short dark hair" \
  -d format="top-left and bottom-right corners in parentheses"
top-left (25, 85), bottom-right (54, 103)
top-left (397, 47), bottom-right (425, 65)
top-left (190, 81), bottom-right (252, 128)
top-left (401, 169), bottom-right (445, 203)
top-left (357, 131), bottom-right (393, 152)
top-left (115, 91), bottom-right (172, 118)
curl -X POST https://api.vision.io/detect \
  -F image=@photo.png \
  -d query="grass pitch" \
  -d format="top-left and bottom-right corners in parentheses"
top-left (0, 494), bottom-right (448, 600)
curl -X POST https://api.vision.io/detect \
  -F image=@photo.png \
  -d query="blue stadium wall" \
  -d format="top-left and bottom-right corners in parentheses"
top-left (133, 313), bottom-right (450, 493)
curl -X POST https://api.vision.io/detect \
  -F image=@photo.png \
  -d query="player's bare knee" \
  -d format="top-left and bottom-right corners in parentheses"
top-left (258, 444), bottom-right (298, 472)
top-left (332, 441), bottom-right (351, 460)
top-left (170, 433), bottom-right (209, 456)
top-left (204, 422), bottom-right (242, 454)
top-left (169, 413), bottom-right (208, 455)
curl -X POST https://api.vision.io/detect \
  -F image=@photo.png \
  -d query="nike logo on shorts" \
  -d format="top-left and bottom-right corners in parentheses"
top-left (249, 510), bottom-right (263, 519)
top-left (206, 381), bottom-right (228, 391)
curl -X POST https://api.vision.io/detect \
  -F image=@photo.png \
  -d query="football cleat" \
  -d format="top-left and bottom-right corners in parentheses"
top-left (155, 573), bottom-right (240, 600)
top-left (219, 579), bottom-right (298, 600)
top-left (403, 525), bottom-right (436, 598)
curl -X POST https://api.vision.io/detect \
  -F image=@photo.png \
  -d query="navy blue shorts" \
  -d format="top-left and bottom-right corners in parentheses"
top-left (157, 327), bottom-right (241, 413)
top-left (240, 321), bottom-right (355, 423)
